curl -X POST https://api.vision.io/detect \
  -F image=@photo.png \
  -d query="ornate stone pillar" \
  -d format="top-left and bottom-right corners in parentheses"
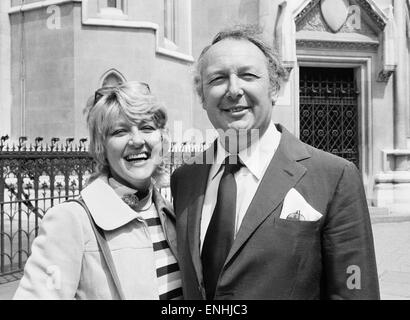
top-left (374, 0), bottom-right (410, 214)
top-left (258, 0), bottom-right (278, 48)
top-left (393, 0), bottom-right (408, 153)
top-left (0, 0), bottom-right (11, 136)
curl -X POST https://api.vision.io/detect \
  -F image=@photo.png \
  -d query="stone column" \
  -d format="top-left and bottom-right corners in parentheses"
top-left (374, 0), bottom-right (410, 214)
top-left (258, 0), bottom-right (278, 47)
top-left (0, 0), bottom-right (11, 136)
top-left (393, 0), bottom-right (408, 154)
top-left (393, 0), bottom-right (410, 210)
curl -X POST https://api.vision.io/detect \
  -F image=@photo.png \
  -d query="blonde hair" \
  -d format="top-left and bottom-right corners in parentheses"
top-left (83, 81), bottom-right (169, 187)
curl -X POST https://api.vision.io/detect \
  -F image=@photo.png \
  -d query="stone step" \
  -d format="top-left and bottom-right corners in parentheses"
top-left (369, 206), bottom-right (410, 224)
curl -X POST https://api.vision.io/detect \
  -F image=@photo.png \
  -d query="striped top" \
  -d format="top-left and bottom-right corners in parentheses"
top-left (108, 177), bottom-right (182, 300)
top-left (140, 204), bottom-right (183, 300)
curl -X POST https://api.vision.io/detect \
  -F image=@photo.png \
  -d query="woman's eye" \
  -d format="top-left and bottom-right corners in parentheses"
top-left (111, 128), bottom-right (127, 136)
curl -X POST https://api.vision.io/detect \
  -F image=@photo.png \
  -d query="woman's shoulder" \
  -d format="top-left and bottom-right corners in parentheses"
top-left (42, 199), bottom-right (94, 237)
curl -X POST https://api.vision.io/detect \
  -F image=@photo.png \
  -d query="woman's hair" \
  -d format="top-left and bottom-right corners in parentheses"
top-left (83, 81), bottom-right (169, 187)
top-left (194, 24), bottom-right (287, 104)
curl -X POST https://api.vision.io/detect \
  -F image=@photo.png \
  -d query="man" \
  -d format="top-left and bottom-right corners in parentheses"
top-left (171, 25), bottom-right (379, 300)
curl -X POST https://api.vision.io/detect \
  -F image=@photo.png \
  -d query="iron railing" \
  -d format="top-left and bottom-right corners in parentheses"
top-left (0, 136), bottom-right (207, 277)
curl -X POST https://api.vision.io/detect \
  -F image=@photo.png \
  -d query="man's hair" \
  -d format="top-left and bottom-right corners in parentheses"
top-left (194, 24), bottom-right (287, 104)
top-left (83, 81), bottom-right (169, 186)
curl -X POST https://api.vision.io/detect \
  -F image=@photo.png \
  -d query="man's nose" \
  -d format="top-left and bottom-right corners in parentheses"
top-left (227, 74), bottom-right (244, 100)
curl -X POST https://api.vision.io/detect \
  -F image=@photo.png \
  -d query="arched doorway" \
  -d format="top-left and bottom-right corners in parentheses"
top-left (299, 67), bottom-right (360, 168)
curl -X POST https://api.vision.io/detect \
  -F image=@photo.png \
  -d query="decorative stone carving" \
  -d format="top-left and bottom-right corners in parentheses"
top-left (377, 69), bottom-right (395, 82)
top-left (296, 0), bottom-right (377, 37)
top-left (377, 6), bottom-right (397, 83)
top-left (296, 39), bottom-right (378, 51)
top-left (297, 4), bottom-right (327, 32)
top-left (354, 0), bottom-right (386, 30)
top-left (296, 0), bottom-right (386, 30)
top-left (295, 0), bottom-right (321, 24)
top-left (275, 1), bottom-right (297, 74)
top-left (320, 0), bottom-right (350, 33)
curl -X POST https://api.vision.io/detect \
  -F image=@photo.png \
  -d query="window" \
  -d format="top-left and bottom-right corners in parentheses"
top-left (98, 0), bottom-right (127, 19)
top-left (164, 0), bottom-right (176, 43)
top-left (101, 70), bottom-right (126, 87)
top-left (158, 0), bottom-right (193, 61)
top-left (106, 0), bottom-right (122, 9)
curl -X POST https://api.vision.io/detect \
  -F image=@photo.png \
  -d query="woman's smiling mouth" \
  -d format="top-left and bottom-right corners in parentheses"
top-left (125, 152), bottom-right (150, 163)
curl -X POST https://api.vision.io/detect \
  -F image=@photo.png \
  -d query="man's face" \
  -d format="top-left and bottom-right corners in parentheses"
top-left (201, 38), bottom-right (274, 140)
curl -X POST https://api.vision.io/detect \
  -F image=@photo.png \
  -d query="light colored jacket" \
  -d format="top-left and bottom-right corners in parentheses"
top-left (13, 176), bottom-right (178, 300)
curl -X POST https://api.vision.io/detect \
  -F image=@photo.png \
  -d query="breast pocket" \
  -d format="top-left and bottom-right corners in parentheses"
top-left (273, 216), bottom-right (322, 237)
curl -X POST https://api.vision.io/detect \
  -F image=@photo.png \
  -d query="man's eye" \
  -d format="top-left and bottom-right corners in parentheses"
top-left (141, 126), bottom-right (156, 132)
top-left (241, 73), bottom-right (259, 80)
top-left (208, 76), bottom-right (225, 84)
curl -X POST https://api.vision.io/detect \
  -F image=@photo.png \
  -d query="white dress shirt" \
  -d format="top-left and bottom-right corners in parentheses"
top-left (200, 122), bottom-right (282, 252)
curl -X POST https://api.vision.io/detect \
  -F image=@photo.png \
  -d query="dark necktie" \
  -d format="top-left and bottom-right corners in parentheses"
top-left (201, 155), bottom-right (243, 300)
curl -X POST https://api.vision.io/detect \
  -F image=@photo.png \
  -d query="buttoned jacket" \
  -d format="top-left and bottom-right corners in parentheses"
top-left (171, 124), bottom-right (380, 300)
top-left (14, 176), bottom-right (177, 300)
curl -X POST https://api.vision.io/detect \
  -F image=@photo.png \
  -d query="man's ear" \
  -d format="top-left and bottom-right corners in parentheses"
top-left (201, 98), bottom-right (208, 110)
top-left (270, 89), bottom-right (279, 106)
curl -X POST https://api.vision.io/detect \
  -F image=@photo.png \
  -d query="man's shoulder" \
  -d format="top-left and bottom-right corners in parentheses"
top-left (303, 143), bottom-right (353, 168)
top-left (277, 124), bottom-right (354, 172)
top-left (297, 142), bottom-right (360, 188)
top-left (172, 160), bottom-right (207, 180)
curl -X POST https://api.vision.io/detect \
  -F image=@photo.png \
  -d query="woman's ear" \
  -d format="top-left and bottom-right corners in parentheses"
top-left (160, 128), bottom-right (171, 157)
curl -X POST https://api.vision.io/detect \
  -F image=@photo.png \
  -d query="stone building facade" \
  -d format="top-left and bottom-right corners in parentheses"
top-left (0, 0), bottom-right (409, 212)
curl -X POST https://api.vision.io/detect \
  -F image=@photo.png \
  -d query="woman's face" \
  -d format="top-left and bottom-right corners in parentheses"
top-left (105, 116), bottom-right (163, 190)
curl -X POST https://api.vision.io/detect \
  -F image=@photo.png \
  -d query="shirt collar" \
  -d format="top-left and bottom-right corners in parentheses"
top-left (211, 121), bottom-right (281, 181)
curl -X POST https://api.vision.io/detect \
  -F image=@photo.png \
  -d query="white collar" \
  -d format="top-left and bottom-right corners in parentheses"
top-left (211, 122), bottom-right (281, 180)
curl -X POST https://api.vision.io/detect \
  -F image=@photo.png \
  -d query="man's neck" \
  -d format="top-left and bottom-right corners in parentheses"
top-left (219, 125), bottom-right (270, 154)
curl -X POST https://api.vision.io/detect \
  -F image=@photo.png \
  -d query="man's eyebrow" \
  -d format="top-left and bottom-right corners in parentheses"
top-left (139, 120), bottom-right (155, 125)
top-left (204, 69), bottom-right (225, 77)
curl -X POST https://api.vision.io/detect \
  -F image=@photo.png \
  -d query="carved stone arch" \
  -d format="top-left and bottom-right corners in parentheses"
top-left (290, 0), bottom-right (396, 82)
top-left (100, 69), bottom-right (126, 87)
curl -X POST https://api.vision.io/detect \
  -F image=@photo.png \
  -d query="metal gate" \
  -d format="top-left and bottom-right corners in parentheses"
top-left (299, 67), bottom-right (360, 168)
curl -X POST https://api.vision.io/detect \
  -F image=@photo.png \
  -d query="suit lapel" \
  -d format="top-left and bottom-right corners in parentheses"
top-left (225, 127), bottom-right (310, 266)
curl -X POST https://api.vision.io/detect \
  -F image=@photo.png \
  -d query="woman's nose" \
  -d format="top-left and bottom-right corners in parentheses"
top-left (128, 128), bottom-right (145, 147)
top-left (227, 74), bottom-right (244, 100)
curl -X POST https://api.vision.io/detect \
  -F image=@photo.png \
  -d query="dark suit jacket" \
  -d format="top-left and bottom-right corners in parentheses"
top-left (171, 124), bottom-right (380, 300)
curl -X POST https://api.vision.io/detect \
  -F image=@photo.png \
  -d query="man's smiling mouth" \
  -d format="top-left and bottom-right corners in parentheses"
top-left (222, 106), bottom-right (251, 115)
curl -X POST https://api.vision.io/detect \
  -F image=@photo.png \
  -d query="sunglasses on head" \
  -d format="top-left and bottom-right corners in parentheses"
top-left (93, 82), bottom-right (151, 106)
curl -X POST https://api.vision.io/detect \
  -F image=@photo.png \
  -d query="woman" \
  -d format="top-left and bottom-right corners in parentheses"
top-left (14, 81), bottom-right (182, 300)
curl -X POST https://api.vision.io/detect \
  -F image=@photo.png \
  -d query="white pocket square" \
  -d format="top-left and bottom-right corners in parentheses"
top-left (280, 188), bottom-right (323, 222)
